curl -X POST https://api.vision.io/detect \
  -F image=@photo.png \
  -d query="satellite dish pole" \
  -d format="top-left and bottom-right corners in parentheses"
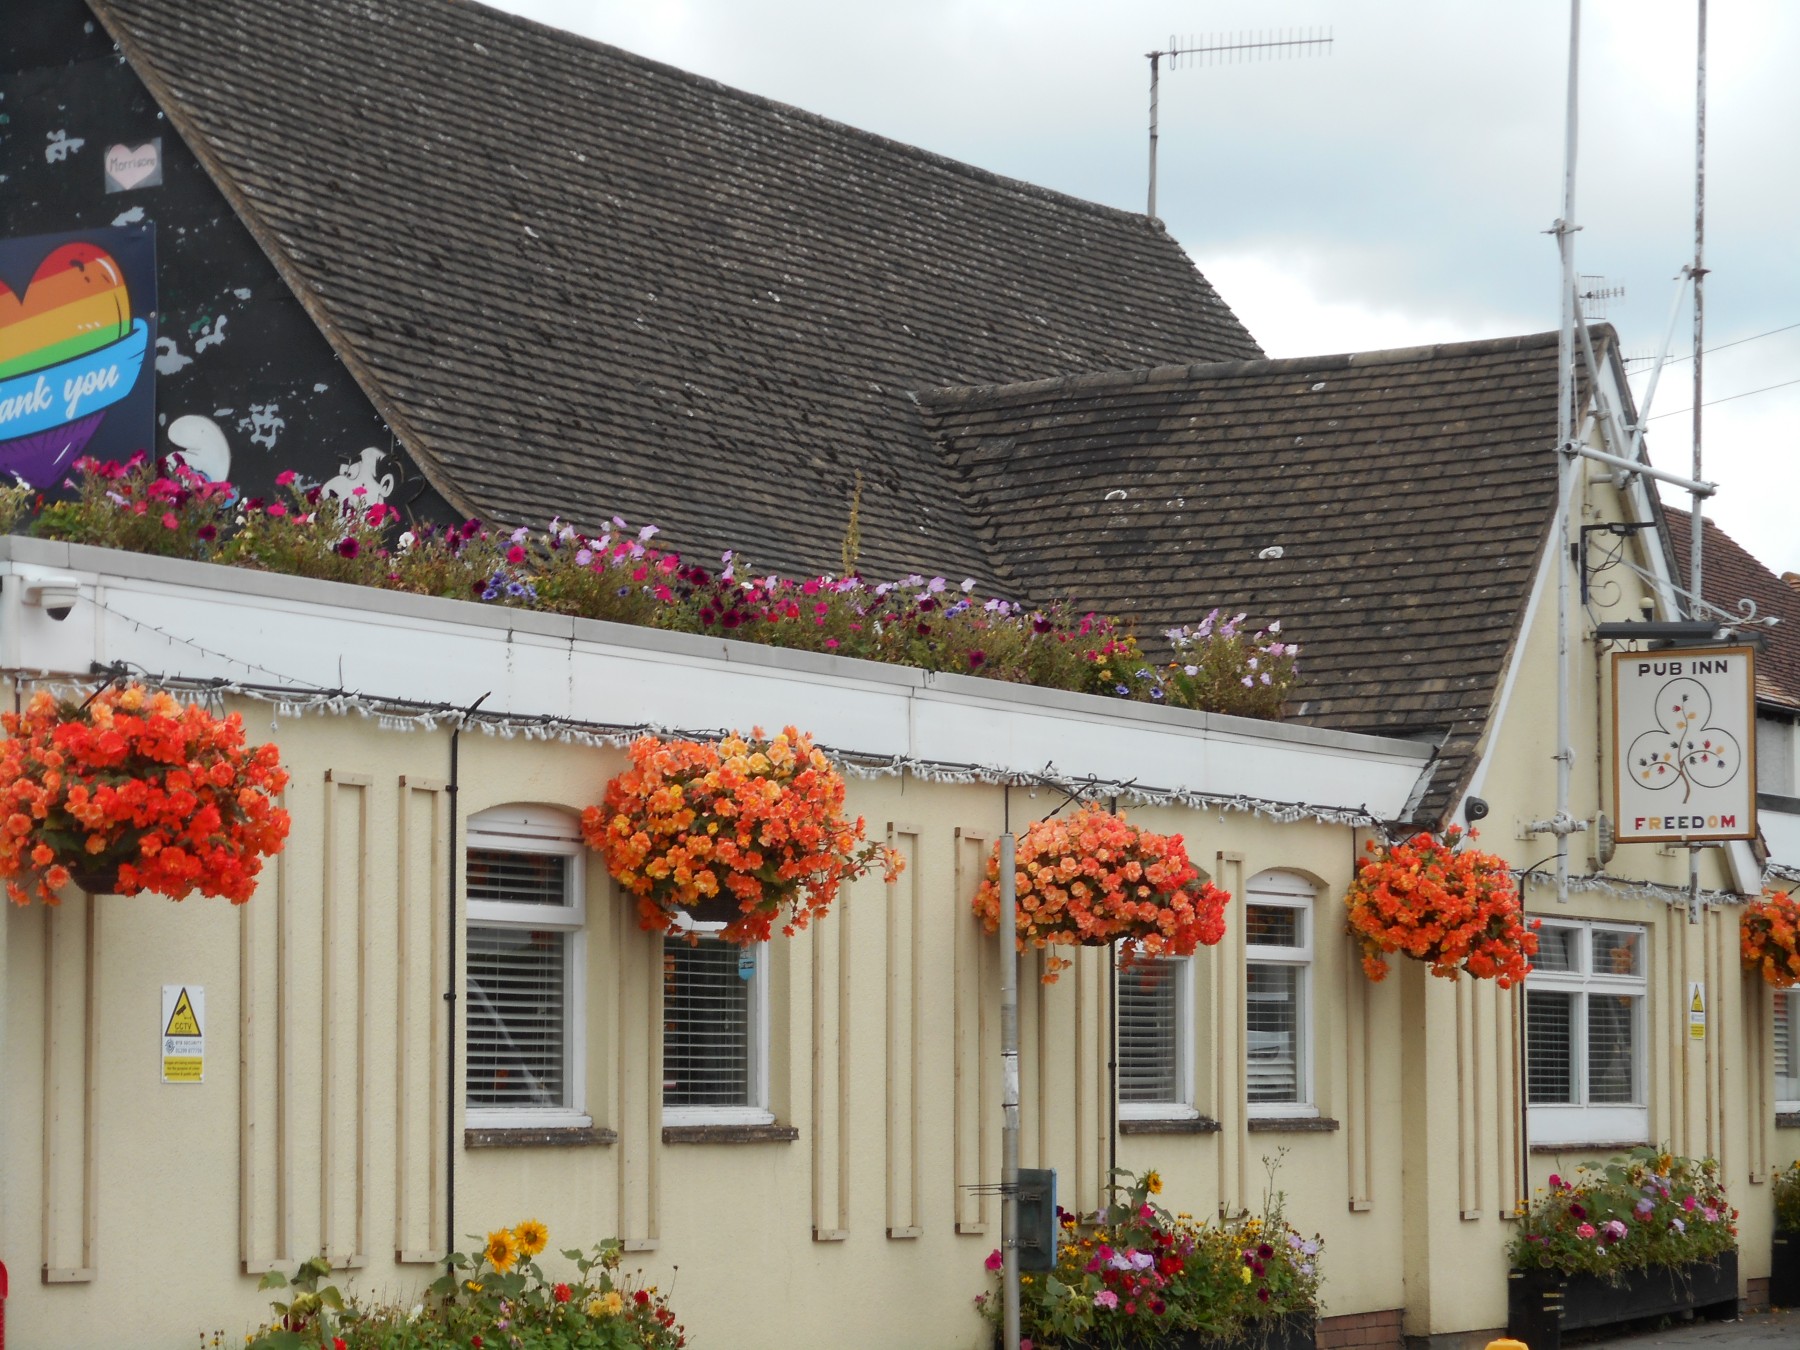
top-left (1146, 29), bottom-right (1333, 221)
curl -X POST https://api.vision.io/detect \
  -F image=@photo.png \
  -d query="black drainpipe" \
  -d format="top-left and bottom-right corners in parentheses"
top-left (444, 693), bottom-right (489, 1266)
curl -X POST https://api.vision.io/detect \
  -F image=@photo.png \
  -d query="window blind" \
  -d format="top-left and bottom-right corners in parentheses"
top-left (664, 937), bottom-right (753, 1108)
top-left (467, 926), bottom-right (567, 1107)
top-left (468, 848), bottom-right (570, 908)
top-left (1527, 990), bottom-right (1576, 1104)
top-left (1777, 991), bottom-right (1800, 1102)
top-left (1246, 905), bottom-right (1299, 948)
top-left (1586, 994), bottom-right (1639, 1104)
top-left (1535, 926), bottom-right (1579, 973)
top-left (1246, 962), bottom-right (1298, 1102)
top-left (1118, 961), bottom-right (1180, 1104)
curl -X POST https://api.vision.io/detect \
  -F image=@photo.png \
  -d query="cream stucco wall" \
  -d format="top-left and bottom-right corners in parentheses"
top-left (3, 460), bottom-right (1792, 1350)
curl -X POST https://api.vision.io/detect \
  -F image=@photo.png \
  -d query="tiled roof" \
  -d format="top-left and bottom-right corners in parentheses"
top-left (919, 331), bottom-right (1577, 824)
top-left (1666, 512), bottom-right (1800, 713)
top-left (90, 0), bottom-right (1262, 586)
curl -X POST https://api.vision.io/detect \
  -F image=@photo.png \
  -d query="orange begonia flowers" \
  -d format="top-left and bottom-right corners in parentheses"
top-left (584, 727), bottom-right (902, 945)
top-left (1343, 827), bottom-right (1537, 987)
top-left (1741, 889), bottom-right (1800, 987)
top-left (0, 685), bottom-right (290, 905)
top-left (972, 802), bottom-right (1230, 983)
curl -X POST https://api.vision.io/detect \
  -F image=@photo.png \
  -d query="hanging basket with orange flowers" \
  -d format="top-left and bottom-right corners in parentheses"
top-left (0, 684), bottom-right (291, 905)
top-left (583, 726), bottom-right (903, 945)
top-left (1741, 888), bottom-right (1800, 987)
top-left (1343, 827), bottom-right (1537, 987)
top-left (972, 802), bottom-right (1230, 983)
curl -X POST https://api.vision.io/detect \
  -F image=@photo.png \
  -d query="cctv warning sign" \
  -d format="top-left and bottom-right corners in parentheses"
top-left (161, 984), bottom-right (204, 1083)
top-left (1612, 647), bottom-right (1755, 845)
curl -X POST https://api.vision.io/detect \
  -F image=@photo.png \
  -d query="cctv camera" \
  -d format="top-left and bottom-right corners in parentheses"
top-left (22, 576), bottom-right (81, 622)
top-left (1464, 797), bottom-right (1490, 825)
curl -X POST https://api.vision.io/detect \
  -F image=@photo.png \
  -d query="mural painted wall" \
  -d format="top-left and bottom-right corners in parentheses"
top-left (0, 1), bottom-right (451, 520)
top-left (0, 225), bottom-right (154, 482)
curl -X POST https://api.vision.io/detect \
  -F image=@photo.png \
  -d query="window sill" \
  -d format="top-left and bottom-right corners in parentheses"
top-left (1529, 1139), bottom-right (1650, 1154)
top-left (662, 1122), bottom-right (799, 1145)
top-left (1776, 1112), bottom-right (1800, 1130)
top-left (1119, 1115), bottom-right (1221, 1136)
top-left (1248, 1116), bottom-right (1339, 1133)
top-left (465, 1125), bottom-right (617, 1149)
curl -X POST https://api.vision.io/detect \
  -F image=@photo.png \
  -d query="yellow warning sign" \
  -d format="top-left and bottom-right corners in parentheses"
top-left (162, 983), bottom-right (205, 1083)
top-left (1688, 981), bottom-right (1707, 1042)
top-left (165, 987), bottom-right (201, 1037)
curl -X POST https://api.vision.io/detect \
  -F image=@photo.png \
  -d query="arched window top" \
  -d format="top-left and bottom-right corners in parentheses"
top-left (468, 803), bottom-right (582, 850)
top-left (1246, 868), bottom-right (1319, 900)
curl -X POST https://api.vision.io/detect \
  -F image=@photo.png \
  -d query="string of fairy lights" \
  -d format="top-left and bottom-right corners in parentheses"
top-left (13, 592), bottom-right (1789, 904)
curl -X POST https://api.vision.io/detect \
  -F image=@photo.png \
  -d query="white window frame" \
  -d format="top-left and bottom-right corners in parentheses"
top-left (1526, 919), bottom-right (1649, 1146)
top-left (464, 805), bottom-right (588, 1131)
top-left (660, 912), bottom-right (773, 1127)
top-left (1775, 988), bottom-right (1800, 1113)
top-left (1244, 872), bottom-right (1316, 1119)
top-left (1116, 951), bottom-right (1197, 1122)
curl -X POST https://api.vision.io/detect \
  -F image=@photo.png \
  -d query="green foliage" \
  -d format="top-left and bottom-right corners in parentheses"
top-left (242, 1225), bottom-right (684, 1349)
top-left (21, 456), bottom-right (1301, 721)
top-left (1774, 1158), bottom-right (1800, 1231)
top-left (977, 1163), bottom-right (1323, 1348)
top-left (1507, 1146), bottom-right (1737, 1278)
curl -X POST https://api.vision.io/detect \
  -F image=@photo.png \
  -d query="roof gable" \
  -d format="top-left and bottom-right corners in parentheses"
top-left (90, 0), bottom-right (1261, 584)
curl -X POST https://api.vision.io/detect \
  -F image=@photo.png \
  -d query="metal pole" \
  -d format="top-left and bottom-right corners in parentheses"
top-left (1147, 51), bottom-right (1161, 220)
top-left (1553, 0), bottom-right (1582, 906)
top-left (1626, 270), bottom-right (1694, 465)
top-left (1000, 831), bottom-right (1021, 1350)
top-left (1688, 0), bottom-right (1707, 925)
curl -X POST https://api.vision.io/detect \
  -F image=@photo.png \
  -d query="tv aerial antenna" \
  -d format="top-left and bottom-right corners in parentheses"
top-left (1146, 29), bottom-right (1333, 220)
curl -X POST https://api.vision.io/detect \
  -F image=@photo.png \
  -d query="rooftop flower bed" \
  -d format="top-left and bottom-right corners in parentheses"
top-left (12, 458), bottom-right (1300, 719)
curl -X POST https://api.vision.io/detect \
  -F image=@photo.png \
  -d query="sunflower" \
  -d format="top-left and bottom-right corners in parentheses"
top-left (484, 1227), bottom-right (521, 1273)
top-left (1144, 1170), bottom-right (1163, 1196)
top-left (513, 1218), bottom-right (549, 1258)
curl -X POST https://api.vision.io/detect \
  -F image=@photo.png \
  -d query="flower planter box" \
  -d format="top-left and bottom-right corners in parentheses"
top-left (1773, 1229), bottom-right (1800, 1308)
top-left (1507, 1252), bottom-right (1738, 1350)
top-left (1001, 1313), bottom-right (1316, 1350)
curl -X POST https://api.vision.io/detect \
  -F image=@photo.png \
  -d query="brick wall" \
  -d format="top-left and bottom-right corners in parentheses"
top-left (1316, 1308), bottom-right (1405, 1350)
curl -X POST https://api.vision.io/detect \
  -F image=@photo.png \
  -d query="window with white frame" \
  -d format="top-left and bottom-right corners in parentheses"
top-left (662, 916), bottom-right (771, 1125)
top-left (1777, 990), bottom-right (1800, 1111)
top-left (464, 806), bottom-right (587, 1128)
top-left (1245, 872), bottom-right (1315, 1116)
top-left (1526, 920), bottom-right (1648, 1145)
top-left (1117, 953), bottom-right (1195, 1119)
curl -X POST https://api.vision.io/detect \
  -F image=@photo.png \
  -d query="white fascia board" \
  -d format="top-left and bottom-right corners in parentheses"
top-left (0, 539), bottom-right (1432, 817)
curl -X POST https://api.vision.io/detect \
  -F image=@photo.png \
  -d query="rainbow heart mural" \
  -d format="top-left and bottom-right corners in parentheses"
top-left (0, 227), bottom-right (156, 485)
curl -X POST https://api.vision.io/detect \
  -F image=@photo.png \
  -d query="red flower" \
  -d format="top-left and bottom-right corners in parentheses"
top-left (333, 1340), bottom-right (347, 1350)
top-left (0, 687), bottom-right (289, 906)
top-left (336, 537), bottom-right (361, 559)
top-left (553, 1282), bottom-right (572, 1303)
top-left (634, 1289), bottom-right (651, 1306)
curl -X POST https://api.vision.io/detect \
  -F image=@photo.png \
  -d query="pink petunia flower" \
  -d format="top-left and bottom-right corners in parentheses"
top-left (1576, 1223), bottom-right (1596, 1239)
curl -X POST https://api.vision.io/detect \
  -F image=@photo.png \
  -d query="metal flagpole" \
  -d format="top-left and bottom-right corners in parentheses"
top-left (1000, 830), bottom-right (1021, 1350)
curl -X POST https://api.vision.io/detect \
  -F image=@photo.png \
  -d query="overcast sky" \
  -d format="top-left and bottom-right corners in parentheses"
top-left (490, 0), bottom-right (1800, 583)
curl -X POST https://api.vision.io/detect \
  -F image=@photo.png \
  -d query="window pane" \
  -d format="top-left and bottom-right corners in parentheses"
top-left (1777, 991), bottom-right (1800, 1103)
top-left (1534, 926), bottom-right (1580, 973)
top-left (1246, 962), bottom-right (1299, 1103)
top-left (468, 848), bottom-right (569, 908)
top-left (467, 926), bottom-right (566, 1107)
top-left (1587, 994), bottom-right (1639, 1103)
top-left (1119, 960), bottom-right (1181, 1104)
top-left (1592, 929), bottom-right (1641, 978)
top-left (664, 937), bottom-right (753, 1108)
top-left (1527, 990), bottom-right (1576, 1104)
top-left (1246, 905), bottom-right (1300, 948)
